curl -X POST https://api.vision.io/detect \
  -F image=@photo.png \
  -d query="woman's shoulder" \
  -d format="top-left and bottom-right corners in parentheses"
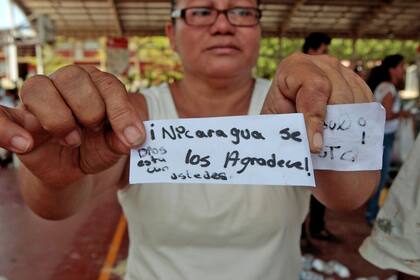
top-left (376, 81), bottom-right (397, 94)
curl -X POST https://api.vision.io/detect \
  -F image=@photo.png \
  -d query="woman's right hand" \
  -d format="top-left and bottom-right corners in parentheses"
top-left (0, 65), bottom-right (146, 189)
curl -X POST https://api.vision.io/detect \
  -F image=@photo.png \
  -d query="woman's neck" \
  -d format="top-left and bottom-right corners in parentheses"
top-left (170, 74), bottom-right (255, 118)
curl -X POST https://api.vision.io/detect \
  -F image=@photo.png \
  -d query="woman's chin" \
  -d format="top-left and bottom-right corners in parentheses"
top-left (202, 65), bottom-right (251, 79)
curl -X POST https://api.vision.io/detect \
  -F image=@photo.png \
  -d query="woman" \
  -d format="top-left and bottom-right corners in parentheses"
top-left (365, 54), bottom-right (409, 224)
top-left (0, 0), bottom-right (378, 279)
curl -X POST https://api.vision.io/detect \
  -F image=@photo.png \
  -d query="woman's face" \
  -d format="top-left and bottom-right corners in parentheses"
top-left (390, 61), bottom-right (405, 83)
top-left (166, 0), bottom-right (261, 79)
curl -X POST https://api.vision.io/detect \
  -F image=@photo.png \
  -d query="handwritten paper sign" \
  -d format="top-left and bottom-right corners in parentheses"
top-left (130, 114), bottom-right (315, 186)
top-left (129, 103), bottom-right (385, 186)
top-left (312, 102), bottom-right (385, 171)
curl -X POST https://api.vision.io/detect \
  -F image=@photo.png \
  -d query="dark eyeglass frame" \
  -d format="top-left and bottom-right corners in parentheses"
top-left (171, 7), bottom-right (262, 27)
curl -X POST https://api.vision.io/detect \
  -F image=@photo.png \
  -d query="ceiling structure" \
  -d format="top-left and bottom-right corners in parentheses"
top-left (12, 0), bottom-right (420, 40)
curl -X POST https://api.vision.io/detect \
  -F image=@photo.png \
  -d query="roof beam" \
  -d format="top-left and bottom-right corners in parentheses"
top-left (354, 0), bottom-right (398, 37)
top-left (109, 0), bottom-right (123, 36)
top-left (279, 0), bottom-right (306, 35)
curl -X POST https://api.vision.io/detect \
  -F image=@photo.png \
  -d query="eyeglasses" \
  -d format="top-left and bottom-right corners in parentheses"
top-left (171, 7), bottom-right (262, 27)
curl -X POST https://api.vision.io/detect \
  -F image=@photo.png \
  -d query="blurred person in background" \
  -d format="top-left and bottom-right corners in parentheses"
top-left (365, 54), bottom-right (411, 225)
top-left (0, 1), bottom-right (379, 279)
top-left (302, 32), bottom-right (331, 55)
top-left (354, 63), bottom-right (368, 81)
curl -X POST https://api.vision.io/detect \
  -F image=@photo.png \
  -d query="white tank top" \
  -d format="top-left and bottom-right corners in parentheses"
top-left (118, 78), bottom-right (311, 280)
top-left (374, 81), bottom-right (400, 134)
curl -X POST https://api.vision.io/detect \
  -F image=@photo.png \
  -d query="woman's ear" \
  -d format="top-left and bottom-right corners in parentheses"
top-left (165, 21), bottom-right (177, 52)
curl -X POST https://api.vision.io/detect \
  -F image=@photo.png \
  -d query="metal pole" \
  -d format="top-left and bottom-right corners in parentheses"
top-left (351, 37), bottom-right (357, 64)
top-left (35, 44), bottom-right (45, 74)
top-left (6, 0), bottom-right (19, 82)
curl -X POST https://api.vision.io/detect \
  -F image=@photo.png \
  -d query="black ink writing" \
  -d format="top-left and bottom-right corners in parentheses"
top-left (150, 123), bottom-right (156, 140)
top-left (162, 125), bottom-right (193, 140)
top-left (137, 156), bottom-right (167, 167)
top-left (324, 114), bottom-right (351, 131)
top-left (318, 145), bottom-right (341, 160)
top-left (161, 125), bottom-right (228, 140)
top-left (138, 146), bottom-right (167, 158)
top-left (279, 128), bottom-right (302, 142)
top-left (185, 149), bottom-right (211, 168)
top-left (147, 166), bottom-right (169, 173)
top-left (340, 150), bottom-right (357, 162)
top-left (171, 170), bottom-right (227, 181)
top-left (358, 117), bottom-right (367, 127)
top-left (223, 150), bottom-right (307, 174)
top-left (230, 128), bottom-right (266, 145)
top-left (318, 146), bottom-right (357, 162)
top-left (358, 117), bottom-right (367, 144)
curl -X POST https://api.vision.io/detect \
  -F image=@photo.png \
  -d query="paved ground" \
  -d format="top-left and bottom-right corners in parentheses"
top-left (0, 167), bottom-right (415, 280)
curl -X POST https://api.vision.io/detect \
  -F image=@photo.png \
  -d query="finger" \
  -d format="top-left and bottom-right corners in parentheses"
top-left (261, 83), bottom-right (296, 115)
top-left (0, 106), bottom-right (38, 153)
top-left (49, 65), bottom-right (106, 130)
top-left (295, 77), bottom-right (330, 153)
top-left (20, 75), bottom-right (81, 147)
top-left (82, 66), bottom-right (145, 149)
top-left (276, 54), bottom-right (331, 152)
top-left (79, 128), bottom-right (128, 174)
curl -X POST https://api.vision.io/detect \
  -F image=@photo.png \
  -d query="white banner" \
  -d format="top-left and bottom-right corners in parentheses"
top-left (129, 103), bottom-right (385, 186)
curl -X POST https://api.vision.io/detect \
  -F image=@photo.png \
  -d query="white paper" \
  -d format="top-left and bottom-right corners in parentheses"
top-left (129, 102), bottom-right (385, 186)
top-left (311, 102), bottom-right (385, 171)
top-left (130, 114), bottom-right (315, 186)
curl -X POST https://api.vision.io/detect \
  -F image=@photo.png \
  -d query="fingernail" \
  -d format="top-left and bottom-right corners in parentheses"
top-left (124, 126), bottom-right (143, 146)
top-left (64, 129), bottom-right (81, 147)
top-left (11, 136), bottom-right (30, 153)
top-left (312, 132), bottom-right (323, 150)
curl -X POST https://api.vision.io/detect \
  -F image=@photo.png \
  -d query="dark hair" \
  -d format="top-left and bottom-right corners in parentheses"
top-left (171, 0), bottom-right (261, 10)
top-left (302, 32), bottom-right (331, 54)
top-left (366, 54), bottom-right (404, 91)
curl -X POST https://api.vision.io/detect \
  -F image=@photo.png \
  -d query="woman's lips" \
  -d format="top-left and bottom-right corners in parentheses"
top-left (206, 45), bottom-right (240, 54)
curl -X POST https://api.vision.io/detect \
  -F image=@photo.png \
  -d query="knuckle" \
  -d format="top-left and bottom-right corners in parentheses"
top-left (93, 72), bottom-right (125, 93)
top-left (307, 76), bottom-right (331, 94)
top-left (79, 110), bottom-right (105, 127)
top-left (290, 52), bottom-right (304, 59)
top-left (41, 113), bottom-right (74, 136)
top-left (20, 75), bottom-right (51, 102)
top-left (108, 104), bottom-right (131, 125)
top-left (50, 64), bottom-right (90, 87)
top-left (326, 55), bottom-right (341, 68)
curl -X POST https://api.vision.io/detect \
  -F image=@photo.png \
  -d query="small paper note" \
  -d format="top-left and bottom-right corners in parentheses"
top-left (129, 103), bottom-right (385, 186)
top-left (130, 114), bottom-right (314, 186)
top-left (311, 102), bottom-right (385, 171)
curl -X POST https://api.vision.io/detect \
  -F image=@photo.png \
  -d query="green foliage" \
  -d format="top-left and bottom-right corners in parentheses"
top-left (129, 37), bottom-right (182, 89)
top-left (43, 44), bottom-right (73, 75)
top-left (41, 36), bottom-right (418, 85)
top-left (256, 38), bottom-right (418, 79)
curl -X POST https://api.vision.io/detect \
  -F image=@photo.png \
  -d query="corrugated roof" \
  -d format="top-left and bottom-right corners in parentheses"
top-left (13, 0), bottom-right (420, 39)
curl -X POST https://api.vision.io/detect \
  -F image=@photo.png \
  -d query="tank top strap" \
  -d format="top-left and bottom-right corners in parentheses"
top-left (247, 78), bottom-right (272, 115)
top-left (140, 83), bottom-right (179, 120)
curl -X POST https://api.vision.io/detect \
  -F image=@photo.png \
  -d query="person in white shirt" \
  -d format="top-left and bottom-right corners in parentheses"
top-left (365, 54), bottom-right (410, 224)
top-left (0, 0), bottom-right (379, 279)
